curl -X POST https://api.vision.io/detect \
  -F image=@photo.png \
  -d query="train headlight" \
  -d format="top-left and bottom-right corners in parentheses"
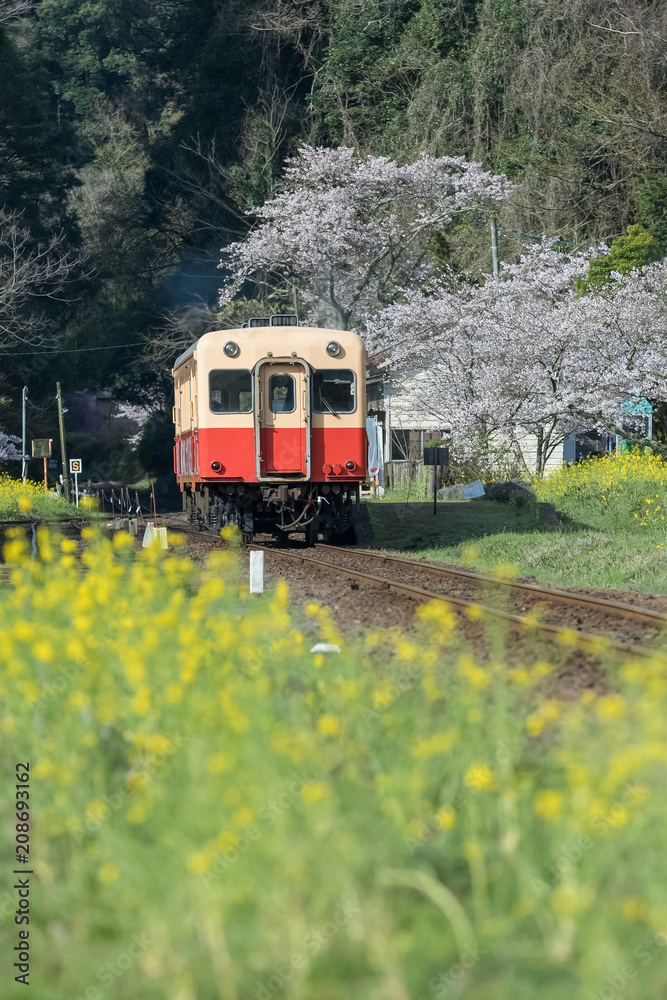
top-left (326, 341), bottom-right (341, 357)
top-left (223, 341), bottom-right (240, 358)
top-left (345, 461), bottom-right (356, 470)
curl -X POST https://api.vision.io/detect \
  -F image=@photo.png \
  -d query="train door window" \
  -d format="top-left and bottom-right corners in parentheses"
top-left (209, 370), bottom-right (252, 413)
top-left (312, 369), bottom-right (356, 414)
top-left (268, 374), bottom-right (295, 413)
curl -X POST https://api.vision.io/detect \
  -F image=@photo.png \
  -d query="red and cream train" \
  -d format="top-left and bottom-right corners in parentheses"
top-left (173, 316), bottom-right (367, 541)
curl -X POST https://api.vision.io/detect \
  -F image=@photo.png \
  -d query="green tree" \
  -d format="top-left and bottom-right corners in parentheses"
top-left (579, 224), bottom-right (663, 293)
top-left (635, 173), bottom-right (667, 252)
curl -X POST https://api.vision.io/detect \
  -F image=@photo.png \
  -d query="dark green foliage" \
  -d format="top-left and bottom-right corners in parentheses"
top-left (0, 23), bottom-right (81, 235)
top-left (136, 415), bottom-right (175, 479)
top-left (635, 173), bottom-right (667, 252)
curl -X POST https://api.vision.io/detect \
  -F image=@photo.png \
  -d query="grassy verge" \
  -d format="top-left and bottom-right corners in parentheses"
top-left (366, 500), bottom-right (667, 593)
top-left (1, 527), bottom-right (666, 999)
top-left (368, 454), bottom-right (667, 594)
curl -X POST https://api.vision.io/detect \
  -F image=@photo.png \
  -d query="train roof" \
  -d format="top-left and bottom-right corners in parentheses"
top-left (173, 343), bottom-right (197, 369)
top-left (172, 325), bottom-right (364, 371)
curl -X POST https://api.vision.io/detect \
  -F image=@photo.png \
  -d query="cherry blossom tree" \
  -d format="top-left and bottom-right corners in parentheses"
top-left (372, 242), bottom-right (667, 475)
top-left (219, 145), bottom-right (512, 329)
top-left (0, 431), bottom-right (21, 462)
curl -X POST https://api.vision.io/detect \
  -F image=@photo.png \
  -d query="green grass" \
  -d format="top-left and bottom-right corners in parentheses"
top-left (366, 499), bottom-right (667, 595)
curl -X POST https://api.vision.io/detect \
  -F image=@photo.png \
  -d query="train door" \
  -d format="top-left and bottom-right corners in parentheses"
top-left (256, 360), bottom-right (310, 478)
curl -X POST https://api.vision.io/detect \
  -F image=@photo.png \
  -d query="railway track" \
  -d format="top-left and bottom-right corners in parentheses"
top-left (252, 542), bottom-right (667, 660)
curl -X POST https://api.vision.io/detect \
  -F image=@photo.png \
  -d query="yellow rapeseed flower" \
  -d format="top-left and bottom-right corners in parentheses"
top-left (433, 806), bottom-right (456, 830)
top-left (317, 714), bottom-right (339, 735)
top-left (234, 808), bottom-right (254, 827)
top-left (208, 752), bottom-right (231, 775)
top-left (464, 764), bottom-right (495, 790)
top-left (301, 781), bottom-right (330, 804)
top-left (534, 789), bottom-right (563, 821)
top-left (411, 729), bottom-right (459, 759)
top-left (595, 695), bottom-right (626, 720)
top-left (99, 863), bottom-right (119, 884)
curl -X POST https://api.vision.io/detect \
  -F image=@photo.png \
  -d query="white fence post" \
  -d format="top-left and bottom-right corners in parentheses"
top-left (249, 550), bottom-right (264, 594)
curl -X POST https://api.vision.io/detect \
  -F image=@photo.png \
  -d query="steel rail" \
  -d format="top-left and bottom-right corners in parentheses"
top-left (251, 545), bottom-right (663, 660)
top-left (316, 544), bottom-right (667, 628)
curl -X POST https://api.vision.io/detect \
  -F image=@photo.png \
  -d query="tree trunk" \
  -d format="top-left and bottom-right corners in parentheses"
top-left (535, 427), bottom-right (545, 478)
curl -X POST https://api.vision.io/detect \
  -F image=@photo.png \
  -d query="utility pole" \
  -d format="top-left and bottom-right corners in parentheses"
top-left (490, 215), bottom-right (500, 278)
top-left (56, 382), bottom-right (69, 501)
top-left (21, 386), bottom-right (27, 483)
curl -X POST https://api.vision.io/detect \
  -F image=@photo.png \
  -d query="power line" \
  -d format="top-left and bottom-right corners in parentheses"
top-left (0, 342), bottom-right (143, 358)
top-left (499, 226), bottom-right (581, 247)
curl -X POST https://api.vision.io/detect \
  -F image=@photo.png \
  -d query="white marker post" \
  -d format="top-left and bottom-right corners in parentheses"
top-left (249, 550), bottom-right (264, 594)
top-left (69, 459), bottom-right (82, 506)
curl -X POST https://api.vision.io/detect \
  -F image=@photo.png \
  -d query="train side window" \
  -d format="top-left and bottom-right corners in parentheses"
top-left (312, 369), bottom-right (356, 414)
top-left (268, 374), bottom-right (295, 413)
top-left (209, 370), bottom-right (252, 413)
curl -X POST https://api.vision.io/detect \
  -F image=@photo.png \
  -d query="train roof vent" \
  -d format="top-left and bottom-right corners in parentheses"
top-left (243, 314), bottom-right (300, 328)
top-left (270, 314), bottom-right (299, 327)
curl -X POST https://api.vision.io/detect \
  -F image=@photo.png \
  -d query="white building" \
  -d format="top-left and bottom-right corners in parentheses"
top-left (368, 366), bottom-right (653, 482)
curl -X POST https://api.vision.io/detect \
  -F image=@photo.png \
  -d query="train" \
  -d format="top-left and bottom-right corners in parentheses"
top-left (172, 316), bottom-right (367, 542)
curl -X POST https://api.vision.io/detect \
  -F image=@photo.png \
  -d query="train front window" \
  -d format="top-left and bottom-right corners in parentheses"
top-left (209, 370), bottom-right (252, 413)
top-left (269, 374), bottom-right (295, 413)
top-left (312, 369), bottom-right (356, 414)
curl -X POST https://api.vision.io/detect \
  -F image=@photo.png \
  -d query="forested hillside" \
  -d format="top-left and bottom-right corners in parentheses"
top-left (3, 0), bottom-right (667, 474)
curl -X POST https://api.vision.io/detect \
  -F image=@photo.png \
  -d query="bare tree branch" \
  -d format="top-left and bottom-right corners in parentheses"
top-left (0, 209), bottom-right (84, 351)
top-left (0, 0), bottom-right (33, 25)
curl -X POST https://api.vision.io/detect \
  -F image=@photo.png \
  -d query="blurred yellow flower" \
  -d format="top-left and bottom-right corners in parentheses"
top-left (464, 764), bottom-right (495, 790)
top-left (234, 808), bottom-right (254, 827)
top-left (534, 790), bottom-right (563, 821)
top-left (623, 898), bottom-right (649, 923)
top-left (126, 804), bottom-right (147, 824)
top-left (99, 863), bottom-right (119, 884)
top-left (317, 714), bottom-right (339, 735)
top-left (301, 781), bottom-right (330, 804)
top-left (595, 695), bottom-right (626, 720)
top-left (411, 730), bottom-right (459, 759)
top-left (433, 806), bottom-right (456, 830)
top-left (208, 753), bottom-right (231, 775)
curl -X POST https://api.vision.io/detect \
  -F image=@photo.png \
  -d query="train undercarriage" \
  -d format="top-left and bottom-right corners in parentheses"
top-left (184, 481), bottom-right (358, 544)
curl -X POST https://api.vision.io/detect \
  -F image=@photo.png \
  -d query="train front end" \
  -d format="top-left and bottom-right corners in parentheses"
top-left (173, 323), bottom-right (367, 541)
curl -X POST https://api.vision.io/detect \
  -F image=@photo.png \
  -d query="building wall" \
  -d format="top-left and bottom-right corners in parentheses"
top-left (373, 371), bottom-right (574, 477)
